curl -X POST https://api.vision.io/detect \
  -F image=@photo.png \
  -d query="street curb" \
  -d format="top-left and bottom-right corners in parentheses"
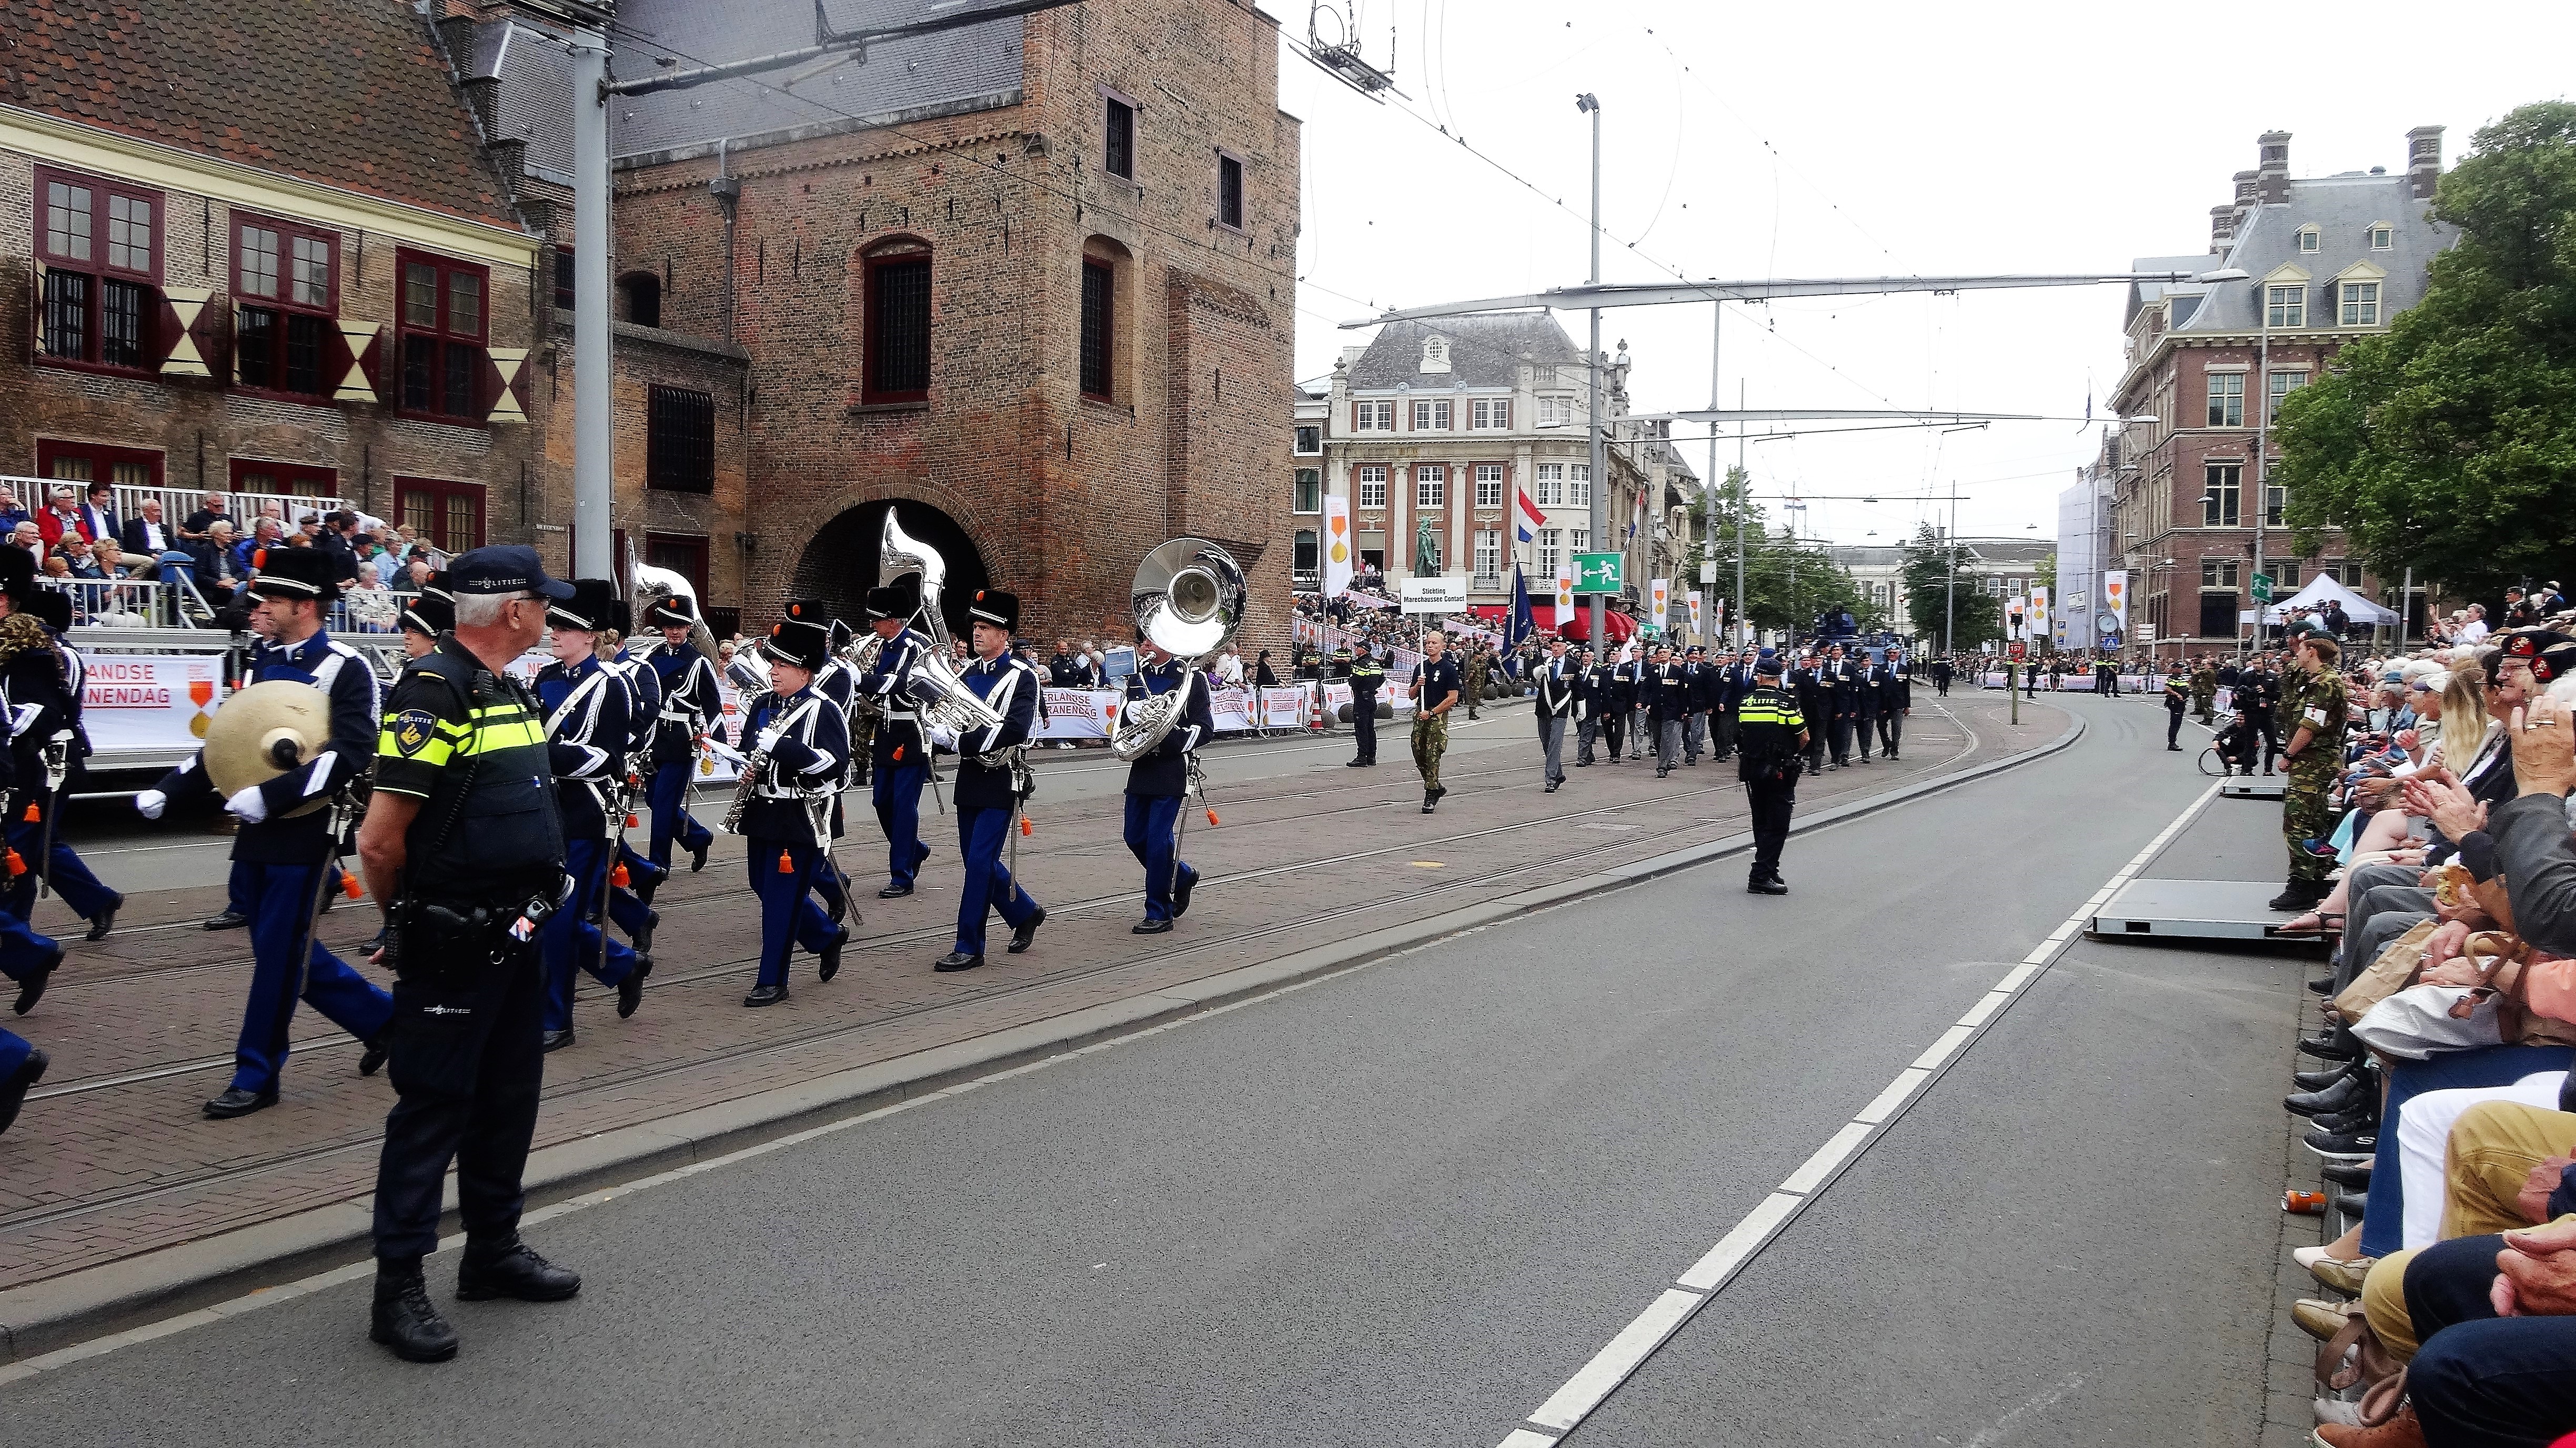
top-left (0, 700), bottom-right (2081, 1365)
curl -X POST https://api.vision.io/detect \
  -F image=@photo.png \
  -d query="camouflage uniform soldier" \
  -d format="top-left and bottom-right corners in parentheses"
top-left (2270, 627), bottom-right (2349, 911)
top-left (2190, 657), bottom-right (2218, 725)
top-left (1463, 645), bottom-right (1490, 721)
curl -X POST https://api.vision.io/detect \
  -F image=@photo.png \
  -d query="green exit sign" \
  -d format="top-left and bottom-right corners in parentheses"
top-left (2251, 572), bottom-right (2275, 604)
top-left (1573, 552), bottom-right (1624, 594)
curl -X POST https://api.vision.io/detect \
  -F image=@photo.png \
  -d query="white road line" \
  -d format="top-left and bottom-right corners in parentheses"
top-left (1492, 776), bottom-right (2221, 1445)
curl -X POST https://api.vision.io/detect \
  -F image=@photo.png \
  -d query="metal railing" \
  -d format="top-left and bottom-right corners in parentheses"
top-left (0, 475), bottom-right (353, 536)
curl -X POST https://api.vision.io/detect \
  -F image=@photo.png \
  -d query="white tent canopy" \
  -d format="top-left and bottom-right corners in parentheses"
top-left (2261, 573), bottom-right (2399, 626)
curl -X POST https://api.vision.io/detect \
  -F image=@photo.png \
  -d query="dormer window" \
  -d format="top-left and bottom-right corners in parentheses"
top-left (2266, 284), bottom-right (2305, 328)
top-left (2297, 226), bottom-right (2320, 254)
top-left (1420, 335), bottom-right (1452, 374)
top-left (2340, 280), bottom-right (2381, 326)
top-left (2369, 223), bottom-right (2393, 251)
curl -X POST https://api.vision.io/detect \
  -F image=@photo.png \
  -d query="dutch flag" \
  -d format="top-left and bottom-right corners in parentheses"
top-left (1514, 487), bottom-right (1544, 544)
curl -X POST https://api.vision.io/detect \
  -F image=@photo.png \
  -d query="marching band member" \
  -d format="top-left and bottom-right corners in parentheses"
top-left (937, 589), bottom-right (1044, 973)
top-left (786, 602), bottom-right (856, 926)
top-left (590, 612), bottom-right (663, 957)
top-left (1123, 637), bottom-right (1213, 934)
top-left (532, 581), bottom-right (647, 1047)
top-left (638, 590), bottom-right (722, 880)
top-left (139, 548), bottom-right (389, 1119)
top-left (859, 587), bottom-right (935, 898)
top-left (736, 613), bottom-right (849, 1005)
top-left (8, 588), bottom-right (120, 939)
top-left (0, 548), bottom-right (64, 1124)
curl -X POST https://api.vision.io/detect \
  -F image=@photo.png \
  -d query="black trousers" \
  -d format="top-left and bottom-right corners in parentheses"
top-left (1827, 712), bottom-right (1853, 763)
top-left (2256, 716), bottom-right (2281, 770)
top-left (1712, 710), bottom-right (1737, 758)
top-left (1877, 712), bottom-right (1902, 755)
top-left (1853, 710), bottom-right (1877, 757)
top-left (1602, 710), bottom-right (1626, 759)
top-left (1352, 695), bottom-right (1377, 761)
top-left (2401, 1232), bottom-right (2576, 1448)
top-left (2166, 706), bottom-right (2185, 747)
top-left (1745, 773), bottom-right (1797, 877)
top-left (372, 932), bottom-right (547, 1264)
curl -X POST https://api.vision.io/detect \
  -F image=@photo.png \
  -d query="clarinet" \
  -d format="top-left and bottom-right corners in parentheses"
top-left (718, 691), bottom-right (775, 837)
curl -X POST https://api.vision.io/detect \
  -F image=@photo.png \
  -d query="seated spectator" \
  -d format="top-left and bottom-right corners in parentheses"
top-left (234, 517), bottom-right (283, 576)
top-left (180, 491), bottom-right (229, 539)
top-left (58, 538), bottom-right (104, 580)
top-left (89, 540), bottom-right (133, 581)
top-left (0, 487), bottom-right (27, 534)
top-left (33, 487), bottom-right (84, 547)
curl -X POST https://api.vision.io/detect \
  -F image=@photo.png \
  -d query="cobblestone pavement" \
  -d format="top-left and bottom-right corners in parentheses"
top-left (0, 695), bottom-right (2066, 1290)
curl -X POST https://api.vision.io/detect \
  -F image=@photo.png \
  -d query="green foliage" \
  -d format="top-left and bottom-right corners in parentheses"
top-left (2272, 102), bottom-right (2576, 602)
top-left (1899, 522), bottom-right (2003, 651)
top-left (1685, 466), bottom-right (1864, 639)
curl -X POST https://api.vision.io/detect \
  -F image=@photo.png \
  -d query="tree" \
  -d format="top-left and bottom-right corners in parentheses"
top-left (1900, 522), bottom-right (2003, 651)
top-left (2273, 102), bottom-right (2576, 603)
top-left (1681, 467), bottom-right (1864, 640)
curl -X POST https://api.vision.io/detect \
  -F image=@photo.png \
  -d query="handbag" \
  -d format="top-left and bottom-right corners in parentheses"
top-left (2350, 982), bottom-right (2506, 1060)
top-left (2332, 918), bottom-right (2439, 1024)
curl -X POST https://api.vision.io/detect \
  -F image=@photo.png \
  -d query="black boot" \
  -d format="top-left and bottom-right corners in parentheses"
top-left (370, 1259), bottom-right (459, 1362)
top-left (2268, 880), bottom-right (2326, 912)
top-left (2298, 1029), bottom-right (2361, 1062)
top-left (2293, 1061), bottom-right (2360, 1092)
top-left (2286, 1070), bottom-right (2373, 1119)
top-left (456, 1235), bottom-right (581, 1303)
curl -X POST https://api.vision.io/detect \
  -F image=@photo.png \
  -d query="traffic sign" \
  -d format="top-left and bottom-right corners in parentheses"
top-left (2135, 624), bottom-right (2157, 643)
top-left (1572, 552), bottom-right (1623, 594)
top-left (2007, 640), bottom-right (2027, 661)
top-left (2251, 572), bottom-right (2274, 605)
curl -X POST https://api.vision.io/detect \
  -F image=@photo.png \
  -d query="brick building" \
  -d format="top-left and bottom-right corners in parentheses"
top-left (0, 1), bottom-right (547, 560)
top-left (445, 0), bottom-right (1301, 645)
top-left (2108, 127), bottom-right (2453, 651)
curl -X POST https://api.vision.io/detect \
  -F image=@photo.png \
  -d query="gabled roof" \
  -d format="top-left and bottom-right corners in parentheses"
top-left (0, 0), bottom-right (519, 229)
top-left (1346, 312), bottom-right (1582, 390)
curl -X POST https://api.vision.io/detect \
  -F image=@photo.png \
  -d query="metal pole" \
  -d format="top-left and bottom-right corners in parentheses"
top-left (2400, 565), bottom-right (2413, 651)
top-left (2250, 287), bottom-right (2269, 654)
top-left (1707, 301), bottom-right (1720, 645)
top-left (572, 26), bottom-right (614, 579)
top-left (1944, 483), bottom-right (1957, 657)
top-left (1735, 380), bottom-right (1747, 648)
top-left (1580, 96), bottom-right (1606, 657)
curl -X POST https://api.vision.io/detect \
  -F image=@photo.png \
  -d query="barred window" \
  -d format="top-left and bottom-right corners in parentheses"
top-left (397, 250), bottom-right (487, 420)
top-left (1080, 259), bottom-right (1113, 400)
top-left (37, 168), bottom-right (159, 370)
top-left (647, 385), bottom-right (716, 493)
top-left (236, 215), bottom-right (336, 398)
top-left (864, 250), bottom-right (931, 403)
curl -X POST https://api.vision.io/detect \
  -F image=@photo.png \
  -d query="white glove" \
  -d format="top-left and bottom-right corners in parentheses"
top-left (755, 727), bottom-right (786, 754)
top-left (134, 788), bottom-right (166, 820)
top-left (225, 784), bottom-right (269, 823)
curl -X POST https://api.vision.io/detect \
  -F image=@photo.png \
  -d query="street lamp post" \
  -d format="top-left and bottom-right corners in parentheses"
top-left (1577, 94), bottom-right (1606, 655)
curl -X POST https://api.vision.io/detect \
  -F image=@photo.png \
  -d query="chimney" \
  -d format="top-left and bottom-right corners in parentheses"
top-left (2407, 125), bottom-right (2445, 200)
top-left (2256, 130), bottom-right (2291, 204)
top-left (2209, 205), bottom-right (2237, 253)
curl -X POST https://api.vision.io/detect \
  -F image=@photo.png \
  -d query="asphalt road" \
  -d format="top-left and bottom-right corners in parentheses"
top-left (1, 692), bottom-right (2306, 1446)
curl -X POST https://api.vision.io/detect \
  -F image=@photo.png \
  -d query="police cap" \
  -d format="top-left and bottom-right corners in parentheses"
top-left (447, 545), bottom-right (575, 601)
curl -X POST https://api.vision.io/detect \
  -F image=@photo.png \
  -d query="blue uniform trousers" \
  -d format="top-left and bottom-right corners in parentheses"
top-left (230, 859), bottom-right (393, 1094)
top-left (954, 805), bottom-right (1038, 956)
top-left (1123, 793), bottom-right (1195, 923)
top-left (874, 761), bottom-right (931, 888)
top-left (0, 900), bottom-right (59, 984)
top-left (645, 759), bottom-right (715, 870)
top-left (539, 836), bottom-right (638, 1033)
top-left (0, 1023), bottom-right (30, 1078)
top-left (748, 836), bottom-right (838, 988)
top-left (5, 810), bottom-right (116, 921)
top-left (608, 840), bottom-right (659, 939)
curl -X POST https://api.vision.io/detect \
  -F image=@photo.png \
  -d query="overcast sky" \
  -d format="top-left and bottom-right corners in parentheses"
top-left (1258, 0), bottom-right (2575, 548)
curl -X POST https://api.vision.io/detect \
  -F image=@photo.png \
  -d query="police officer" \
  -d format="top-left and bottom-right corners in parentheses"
top-left (1411, 630), bottom-right (1462, 812)
top-left (361, 545), bottom-right (583, 1363)
top-left (2162, 660), bottom-right (2190, 750)
top-left (531, 580), bottom-right (647, 1047)
top-left (938, 588), bottom-right (1045, 972)
top-left (2271, 626), bottom-right (2350, 912)
top-left (8, 588), bottom-right (120, 939)
top-left (1736, 651), bottom-right (1808, 895)
top-left (858, 586), bottom-right (935, 897)
top-left (138, 548), bottom-right (388, 1119)
top-left (1346, 640), bottom-right (1385, 766)
top-left (636, 590), bottom-right (722, 880)
top-left (1874, 650), bottom-right (1912, 760)
top-left (1931, 654), bottom-right (1954, 698)
top-left (1123, 638), bottom-right (1213, 934)
top-left (1534, 635), bottom-right (1577, 792)
top-left (734, 611), bottom-right (850, 1005)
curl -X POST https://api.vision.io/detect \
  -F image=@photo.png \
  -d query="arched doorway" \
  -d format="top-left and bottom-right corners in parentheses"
top-left (789, 498), bottom-right (990, 638)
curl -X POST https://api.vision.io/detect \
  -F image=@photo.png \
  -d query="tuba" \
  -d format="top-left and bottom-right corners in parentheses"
top-left (1110, 538), bottom-right (1246, 762)
top-left (878, 511), bottom-right (1005, 741)
top-left (628, 552), bottom-right (721, 665)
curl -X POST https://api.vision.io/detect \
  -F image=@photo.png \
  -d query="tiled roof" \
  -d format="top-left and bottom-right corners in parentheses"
top-left (0, 0), bottom-right (520, 228)
top-left (2173, 174), bottom-right (2454, 333)
top-left (607, 0), bottom-right (1025, 164)
top-left (1347, 312), bottom-right (1583, 389)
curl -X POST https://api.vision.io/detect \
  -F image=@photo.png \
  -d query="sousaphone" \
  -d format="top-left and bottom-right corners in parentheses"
top-left (202, 679), bottom-right (336, 818)
top-left (1110, 538), bottom-right (1246, 762)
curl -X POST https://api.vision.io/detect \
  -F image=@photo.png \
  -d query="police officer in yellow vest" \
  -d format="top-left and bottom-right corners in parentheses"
top-left (1736, 650), bottom-right (1810, 895)
top-left (359, 546), bottom-right (583, 1363)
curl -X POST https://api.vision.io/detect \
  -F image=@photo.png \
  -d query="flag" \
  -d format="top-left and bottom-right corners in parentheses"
top-left (1322, 495), bottom-right (1352, 599)
top-left (2028, 585), bottom-right (2050, 640)
top-left (1514, 486), bottom-right (1544, 545)
top-left (1507, 565), bottom-right (1534, 649)
top-left (1553, 566), bottom-right (1576, 626)
top-left (1649, 578), bottom-right (1669, 631)
top-left (1686, 589), bottom-right (1703, 637)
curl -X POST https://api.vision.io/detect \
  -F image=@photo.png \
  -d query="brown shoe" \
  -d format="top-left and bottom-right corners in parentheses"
top-left (2293, 1296), bottom-right (2362, 1342)
top-left (2313, 1402), bottom-right (2423, 1447)
top-left (2309, 1255), bottom-right (2378, 1297)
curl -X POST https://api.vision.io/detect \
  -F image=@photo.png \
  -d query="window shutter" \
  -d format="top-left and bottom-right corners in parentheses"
top-left (29, 259), bottom-right (46, 359)
top-left (485, 346), bottom-right (529, 424)
top-left (335, 320), bottom-right (383, 403)
top-left (157, 285), bottom-right (213, 377)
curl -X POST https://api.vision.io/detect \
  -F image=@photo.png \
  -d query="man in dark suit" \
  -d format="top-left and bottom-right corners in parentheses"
top-left (1873, 652), bottom-right (1913, 759)
top-left (1533, 636), bottom-right (1577, 791)
top-left (1792, 652), bottom-right (1830, 775)
top-left (73, 482), bottom-right (118, 550)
